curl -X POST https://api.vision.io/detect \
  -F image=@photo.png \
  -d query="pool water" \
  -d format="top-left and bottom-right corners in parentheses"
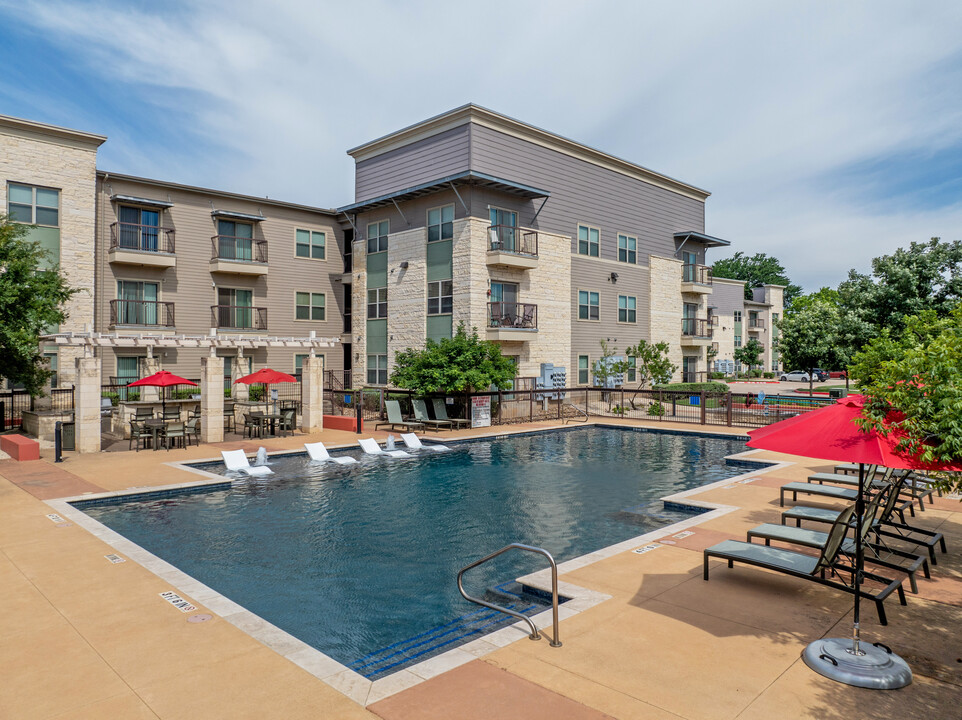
top-left (78, 427), bottom-right (752, 678)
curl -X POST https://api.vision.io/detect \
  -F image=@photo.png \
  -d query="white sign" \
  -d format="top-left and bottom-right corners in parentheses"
top-left (632, 544), bottom-right (660, 555)
top-left (159, 591), bottom-right (197, 613)
top-left (471, 396), bottom-right (491, 428)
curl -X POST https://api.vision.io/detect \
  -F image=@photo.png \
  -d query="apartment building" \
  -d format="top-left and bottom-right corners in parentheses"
top-left (710, 278), bottom-right (784, 374)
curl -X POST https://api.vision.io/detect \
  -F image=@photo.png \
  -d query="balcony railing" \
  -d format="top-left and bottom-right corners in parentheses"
top-left (682, 370), bottom-right (708, 383)
top-left (749, 318), bottom-right (766, 329)
top-left (109, 300), bottom-right (175, 327)
top-left (488, 225), bottom-right (538, 257)
top-left (110, 223), bottom-right (175, 253)
top-left (681, 318), bottom-right (713, 338)
top-left (488, 302), bottom-right (538, 329)
top-left (682, 264), bottom-right (712, 285)
top-left (211, 305), bottom-right (268, 331)
top-left (211, 236), bottom-right (268, 263)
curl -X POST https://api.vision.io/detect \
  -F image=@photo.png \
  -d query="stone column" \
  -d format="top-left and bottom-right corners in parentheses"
top-left (300, 354), bottom-right (324, 434)
top-left (140, 355), bottom-right (161, 402)
top-left (74, 356), bottom-right (102, 454)
top-left (200, 355), bottom-right (224, 444)
top-left (231, 349), bottom-right (249, 400)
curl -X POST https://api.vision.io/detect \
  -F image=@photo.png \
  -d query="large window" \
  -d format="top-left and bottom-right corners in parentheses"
top-left (118, 206), bottom-right (160, 250)
top-left (578, 225), bottom-right (600, 257)
top-left (427, 205), bottom-right (454, 242)
top-left (578, 355), bottom-right (590, 385)
top-left (367, 220), bottom-right (389, 254)
top-left (578, 290), bottom-right (600, 320)
top-left (733, 310), bottom-right (742, 323)
top-left (217, 220), bottom-right (253, 261)
top-left (7, 183), bottom-right (59, 226)
top-left (295, 292), bottom-right (325, 321)
top-left (217, 287), bottom-right (253, 328)
top-left (116, 280), bottom-right (159, 325)
top-left (427, 280), bottom-right (452, 315)
top-left (367, 354), bottom-right (388, 385)
top-left (618, 295), bottom-right (636, 323)
top-left (296, 229), bottom-right (326, 259)
top-left (367, 287), bottom-right (387, 319)
top-left (617, 234), bottom-right (636, 264)
top-left (626, 356), bottom-right (636, 384)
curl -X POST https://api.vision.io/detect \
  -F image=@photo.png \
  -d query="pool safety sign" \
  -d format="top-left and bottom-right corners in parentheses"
top-left (472, 396), bottom-right (491, 428)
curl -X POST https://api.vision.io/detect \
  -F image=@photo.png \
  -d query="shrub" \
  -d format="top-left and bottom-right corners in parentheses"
top-left (249, 386), bottom-right (265, 401)
top-left (652, 382), bottom-right (729, 394)
top-left (101, 391), bottom-right (119, 406)
top-left (647, 401), bottom-right (665, 416)
top-left (763, 371), bottom-right (775, 379)
top-left (709, 372), bottom-right (727, 380)
top-left (750, 369), bottom-right (763, 378)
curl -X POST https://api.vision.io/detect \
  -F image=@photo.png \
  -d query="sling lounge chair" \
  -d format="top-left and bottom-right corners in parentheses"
top-left (304, 442), bottom-right (358, 465)
top-left (358, 437), bottom-right (412, 458)
top-left (432, 399), bottom-right (470, 429)
top-left (221, 449), bottom-right (273, 476)
top-left (400, 433), bottom-right (450, 452)
top-left (411, 398), bottom-right (451, 430)
top-left (374, 400), bottom-right (424, 433)
top-left (809, 466), bottom-right (930, 514)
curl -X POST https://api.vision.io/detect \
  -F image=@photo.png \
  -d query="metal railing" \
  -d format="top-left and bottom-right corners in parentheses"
top-left (682, 264), bottom-right (712, 285)
top-left (488, 225), bottom-right (539, 257)
top-left (682, 371), bottom-right (708, 383)
top-left (211, 305), bottom-right (268, 330)
top-left (109, 300), bottom-right (175, 327)
top-left (0, 388), bottom-right (73, 429)
top-left (748, 318), bottom-right (766, 330)
top-left (488, 302), bottom-right (538, 329)
top-left (211, 235), bottom-right (268, 263)
top-left (110, 222), bottom-right (175, 253)
top-left (681, 318), bottom-right (712, 338)
top-left (457, 543), bottom-right (562, 647)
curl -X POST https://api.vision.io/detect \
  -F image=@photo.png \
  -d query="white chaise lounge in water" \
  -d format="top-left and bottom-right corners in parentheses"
top-left (221, 449), bottom-right (273, 476)
top-left (304, 442), bottom-right (358, 465)
top-left (400, 433), bottom-right (450, 452)
top-left (358, 437), bottom-right (412, 458)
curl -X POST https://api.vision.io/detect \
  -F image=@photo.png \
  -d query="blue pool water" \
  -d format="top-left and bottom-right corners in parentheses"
top-left (77, 427), bottom-right (753, 678)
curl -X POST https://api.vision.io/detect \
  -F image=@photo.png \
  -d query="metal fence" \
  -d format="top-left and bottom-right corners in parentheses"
top-left (0, 388), bottom-right (74, 428)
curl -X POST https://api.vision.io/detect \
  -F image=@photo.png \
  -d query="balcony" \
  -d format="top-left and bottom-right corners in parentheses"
top-left (681, 317), bottom-right (713, 347)
top-left (108, 223), bottom-right (176, 267)
top-left (209, 236), bottom-right (269, 275)
top-left (681, 264), bottom-right (713, 294)
top-left (486, 225), bottom-right (539, 270)
top-left (486, 302), bottom-right (537, 341)
top-left (211, 305), bottom-right (268, 331)
top-left (747, 318), bottom-right (765, 332)
top-left (109, 300), bottom-right (175, 328)
top-left (682, 370), bottom-right (708, 383)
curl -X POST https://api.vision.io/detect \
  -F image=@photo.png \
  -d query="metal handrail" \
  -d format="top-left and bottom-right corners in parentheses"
top-left (457, 543), bottom-right (562, 647)
top-left (562, 399), bottom-right (589, 424)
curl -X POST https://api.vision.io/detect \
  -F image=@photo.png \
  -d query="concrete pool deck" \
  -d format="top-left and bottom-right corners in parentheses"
top-left (1, 419), bottom-right (960, 719)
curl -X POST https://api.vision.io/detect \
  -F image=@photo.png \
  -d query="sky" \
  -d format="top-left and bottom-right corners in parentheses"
top-left (1, 0), bottom-right (961, 292)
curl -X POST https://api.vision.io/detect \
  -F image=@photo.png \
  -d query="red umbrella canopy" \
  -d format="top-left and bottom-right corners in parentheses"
top-left (747, 394), bottom-right (961, 471)
top-left (127, 370), bottom-right (198, 388)
top-left (233, 367), bottom-right (297, 385)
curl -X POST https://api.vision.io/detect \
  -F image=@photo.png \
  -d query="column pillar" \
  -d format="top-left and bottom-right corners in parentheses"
top-left (300, 354), bottom-right (325, 434)
top-left (140, 355), bottom-right (161, 402)
top-left (231, 349), bottom-right (249, 400)
top-left (200, 355), bottom-right (224, 444)
top-left (74, 356), bottom-right (102, 454)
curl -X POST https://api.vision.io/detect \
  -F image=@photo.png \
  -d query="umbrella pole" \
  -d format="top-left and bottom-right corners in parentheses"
top-left (851, 462), bottom-right (865, 657)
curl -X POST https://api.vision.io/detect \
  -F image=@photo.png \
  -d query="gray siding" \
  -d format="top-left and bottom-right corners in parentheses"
top-left (354, 125), bottom-right (470, 202)
top-left (711, 280), bottom-right (747, 315)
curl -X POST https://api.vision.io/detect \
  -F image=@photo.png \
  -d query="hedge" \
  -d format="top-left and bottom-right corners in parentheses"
top-left (651, 382), bottom-right (729, 394)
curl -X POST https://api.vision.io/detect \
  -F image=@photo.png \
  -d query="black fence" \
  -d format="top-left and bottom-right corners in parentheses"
top-left (0, 388), bottom-right (74, 429)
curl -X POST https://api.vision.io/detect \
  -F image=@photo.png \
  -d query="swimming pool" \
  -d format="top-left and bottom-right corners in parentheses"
top-left (76, 427), bottom-right (754, 679)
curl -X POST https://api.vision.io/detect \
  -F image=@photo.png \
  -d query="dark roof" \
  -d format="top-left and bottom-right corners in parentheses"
top-left (673, 230), bottom-right (731, 248)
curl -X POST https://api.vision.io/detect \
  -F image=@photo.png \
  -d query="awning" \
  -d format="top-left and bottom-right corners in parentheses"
top-left (673, 230), bottom-right (731, 248)
top-left (111, 194), bottom-right (173, 209)
top-left (337, 170), bottom-right (550, 215)
top-left (211, 209), bottom-right (266, 222)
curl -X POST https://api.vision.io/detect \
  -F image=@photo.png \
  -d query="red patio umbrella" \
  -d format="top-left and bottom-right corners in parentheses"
top-left (234, 367), bottom-right (297, 414)
top-left (127, 370), bottom-right (198, 418)
top-left (746, 394), bottom-right (961, 689)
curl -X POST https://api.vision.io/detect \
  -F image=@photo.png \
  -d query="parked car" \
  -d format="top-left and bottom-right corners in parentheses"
top-left (811, 368), bottom-right (829, 382)
top-left (779, 370), bottom-right (811, 382)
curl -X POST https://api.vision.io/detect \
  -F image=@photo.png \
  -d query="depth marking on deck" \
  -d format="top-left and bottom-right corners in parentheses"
top-left (672, 531), bottom-right (695, 539)
top-left (104, 554), bottom-right (126, 564)
top-left (633, 544), bottom-right (660, 554)
top-left (45, 513), bottom-right (65, 523)
top-left (160, 591), bottom-right (197, 613)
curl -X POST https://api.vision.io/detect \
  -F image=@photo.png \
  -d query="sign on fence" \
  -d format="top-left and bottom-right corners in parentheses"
top-left (471, 395), bottom-right (491, 428)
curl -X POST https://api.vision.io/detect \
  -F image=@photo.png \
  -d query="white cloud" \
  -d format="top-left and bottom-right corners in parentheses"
top-left (4, 0), bottom-right (962, 289)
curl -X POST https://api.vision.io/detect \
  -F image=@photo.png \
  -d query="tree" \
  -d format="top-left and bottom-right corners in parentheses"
top-left (621, 339), bottom-right (676, 410)
top-left (733, 338), bottom-right (763, 375)
top-left (0, 214), bottom-right (76, 395)
top-left (592, 340), bottom-right (630, 407)
top-left (390, 323), bottom-right (517, 394)
top-left (787, 287), bottom-right (840, 314)
top-left (711, 251), bottom-right (802, 306)
top-left (776, 301), bottom-right (854, 393)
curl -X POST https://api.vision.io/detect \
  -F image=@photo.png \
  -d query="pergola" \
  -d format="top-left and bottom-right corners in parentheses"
top-left (41, 330), bottom-right (340, 353)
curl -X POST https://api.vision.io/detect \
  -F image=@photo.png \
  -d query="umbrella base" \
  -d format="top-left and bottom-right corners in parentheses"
top-left (802, 638), bottom-right (912, 689)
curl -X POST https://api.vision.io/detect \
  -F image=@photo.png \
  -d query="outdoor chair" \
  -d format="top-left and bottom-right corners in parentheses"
top-left (128, 420), bottom-right (150, 452)
top-left (278, 409), bottom-right (296, 437)
top-left (243, 413), bottom-right (261, 438)
top-left (400, 433), bottom-right (450, 452)
top-left (223, 406), bottom-right (235, 433)
top-left (808, 466), bottom-right (932, 514)
top-left (304, 442), bottom-right (357, 465)
top-left (358, 437), bottom-right (412, 458)
top-left (432, 399), bottom-right (470, 429)
top-left (131, 406), bottom-right (154, 422)
top-left (520, 306), bottom-right (535, 328)
top-left (187, 417), bottom-right (201, 444)
top-left (411, 398), bottom-right (451, 431)
top-left (161, 422), bottom-right (189, 450)
top-left (374, 400), bottom-right (424, 433)
top-left (163, 407), bottom-right (181, 421)
top-left (221, 449), bottom-right (273, 476)
top-left (704, 505), bottom-right (907, 626)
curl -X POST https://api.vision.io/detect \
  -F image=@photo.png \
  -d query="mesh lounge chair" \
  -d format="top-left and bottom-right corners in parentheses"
top-left (304, 442), bottom-right (357, 465)
top-left (432, 399), bottom-right (470, 429)
top-left (374, 400), bottom-right (424, 433)
top-left (221, 449), bottom-right (273, 476)
top-left (358, 437), bottom-right (412, 458)
top-left (411, 398), bottom-right (451, 430)
top-left (808, 466), bottom-right (931, 515)
top-left (400, 433), bottom-right (450, 452)
top-left (704, 505), bottom-right (907, 625)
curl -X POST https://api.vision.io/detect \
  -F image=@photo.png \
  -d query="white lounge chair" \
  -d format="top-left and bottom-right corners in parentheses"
top-left (304, 442), bottom-right (358, 465)
top-left (358, 437), bottom-right (412, 458)
top-left (221, 449), bottom-right (273, 476)
top-left (400, 433), bottom-right (450, 452)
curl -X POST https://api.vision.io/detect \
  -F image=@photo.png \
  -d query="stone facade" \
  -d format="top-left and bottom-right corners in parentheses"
top-left (199, 355), bottom-right (224, 443)
top-left (647, 255), bottom-right (685, 381)
top-left (709, 281), bottom-right (785, 373)
top-left (73, 356), bottom-right (102, 454)
top-left (300, 355), bottom-right (324, 433)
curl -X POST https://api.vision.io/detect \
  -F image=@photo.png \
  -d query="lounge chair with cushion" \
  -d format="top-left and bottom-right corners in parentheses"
top-left (400, 433), bottom-right (450, 452)
top-left (411, 398), bottom-right (451, 431)
top-left (374, 400), bottom-right (424, 433)
top-left (221, 449), bottom-right (273, 476)
top-left (358, 437), bottom-right (412, 458)
top-left (304, 442), bottom-right (358, 465)
top-left (704, 505), bottom-right (907, 625)
top-left (432, 399), bottom-right (470, 429)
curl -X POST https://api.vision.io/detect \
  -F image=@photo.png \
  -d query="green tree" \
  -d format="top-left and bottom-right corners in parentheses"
top-left (733, 338), bottom-right (764, 375)
top-left (591, 340), bottom-right (630, 410)
top-left (787, 286), bottom-right (840, 314)
top-left (621, 339), bottom-right (676, 410)
top-left (711, 251), bottom-right (802, 306)
top-left (0, 214), bottom-right (76, 395)
top-left (390, 323), bottom-right (517, 394)
top-left (776, 301), bottom-right (854, 392)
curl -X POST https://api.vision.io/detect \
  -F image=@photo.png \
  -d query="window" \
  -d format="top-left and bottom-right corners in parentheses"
top-left (578, 290), bottom-right (599, 320)
top-left (578, 355), bottom-right (590, 385)
top-left (217, 287), bottom-right (254, 328)
top-left (296, 229), bottom-right (326, 259)
top-left (367, 354), bottom-right (388, 385)
top-left (617, 234), bottom-right (636, 264)
top-left (7, 183), bottom-right (59, 226)
top-left (626, 356), bottom-right (636, 384)
top-left (295, 292), bottom-right (325, 321)
top-left (733, 310), bottom-right (742, 323)
top-left (427, 205), bottom-right (454, 242)
top-left (217, 220), bottom-right (253, 261)
top-left (294, 354), bottom-right (309, 378)
top-left (427, 280), bottom-right (453, 315)
top-left (367, 287), bottom-right (387, 319)
top-left (367, 220), bottom-right (389, 253)
top-left (116, 356), bottom-right (142, 383)
top-left (578, 225), bottom-right (600, 257)
top-left (734, 334), bottom-right (742, 348)
top-left (489, 207), bottom-right (518, 251)
top-left (118, 206), bottom-right (160, 250)
top-left (43, 353), bottom-right (58, 388)
top-left (618, 295), bottom-right (636, 323)
top-left (116, 280), bottom-right (159, 324)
